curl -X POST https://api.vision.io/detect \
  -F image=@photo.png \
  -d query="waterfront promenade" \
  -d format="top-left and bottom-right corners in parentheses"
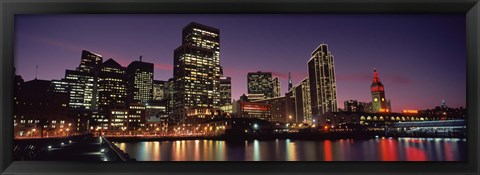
top-left (14, 134), bottom-right (134, 161)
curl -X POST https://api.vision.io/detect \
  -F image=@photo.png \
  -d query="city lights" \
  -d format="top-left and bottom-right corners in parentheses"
top-left (13, 18), bottom-right (467, 162)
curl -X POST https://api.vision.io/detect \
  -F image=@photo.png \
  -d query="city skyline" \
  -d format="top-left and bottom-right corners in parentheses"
top-left (15, 14), bottom-right (466, 112)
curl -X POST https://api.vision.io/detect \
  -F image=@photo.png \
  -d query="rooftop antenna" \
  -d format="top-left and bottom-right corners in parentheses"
top-left (139, 55), bottom-right (143, 62)
top-left (35, 64), bottom-right (38, 80)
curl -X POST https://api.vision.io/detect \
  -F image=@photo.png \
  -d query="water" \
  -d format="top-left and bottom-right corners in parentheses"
top-left (114, 137), bottom-right (467, 161)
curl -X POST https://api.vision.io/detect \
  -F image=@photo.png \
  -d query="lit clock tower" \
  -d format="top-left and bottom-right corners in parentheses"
top-left (371, 67), bottom-right (388, 113)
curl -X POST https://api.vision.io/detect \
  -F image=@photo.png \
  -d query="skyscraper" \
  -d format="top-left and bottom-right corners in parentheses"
top-left (59, 50), bottom-right (103, 110)
top-left (272, 77), bottom-right (281, 97)
top-left (371, 67), bottom-right (388, 113)
top-left (173, 22), bottom-right (221, 124)
top-left (96, 59), bottom-right (128, 129)
top-left (247, 71), bottom-right (273, 100)
top-left (220, 77), bottom-right (232, 106)
top-left (127, 58), bottom-right (154, 103)
top-left (308, 44), bottom-right (338, 118)
top-left (293, 77), bottom-right (312, 123)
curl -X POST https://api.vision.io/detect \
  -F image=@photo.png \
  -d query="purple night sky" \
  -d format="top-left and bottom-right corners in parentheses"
top-left (14, 14), bottom-right (466, 112)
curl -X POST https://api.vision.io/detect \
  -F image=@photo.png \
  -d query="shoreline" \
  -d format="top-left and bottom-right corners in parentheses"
top-left (105, 132), bottom-right (466, 143)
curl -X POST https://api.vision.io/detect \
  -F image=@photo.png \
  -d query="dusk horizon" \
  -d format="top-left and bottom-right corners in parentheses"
top-left (15, 14), bottom-right (466, 112)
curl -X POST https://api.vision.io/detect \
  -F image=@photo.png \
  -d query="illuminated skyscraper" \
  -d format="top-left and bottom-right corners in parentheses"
top-left (371, 67), bottom-right (388, 113)
top-left (98, 59), bottom-right (128, 109)
top-left (127, 58), bottom-right (154, 103)
top-left (173, 22), bottom-right (221, 124)
top-left (96, 59), bottom-right (128, 129)
top-left (293, 78), bottom-right (312, 123)
top-left (308, 44), bottom-right (338, 118)
top-left (220, 77), bottom-right (232, 106)
top-left (272, 77), bottom-right (281, 98)
top-left (57, 50), bottom-right (102, 110)
top-left (247, 71), bottom-right (273, 100)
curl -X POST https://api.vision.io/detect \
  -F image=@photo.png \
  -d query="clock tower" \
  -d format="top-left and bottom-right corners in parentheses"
top-left (371, 67), bottom-right (388, 113)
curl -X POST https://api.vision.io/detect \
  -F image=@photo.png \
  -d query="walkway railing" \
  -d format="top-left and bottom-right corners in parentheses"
top-left (100, 135), bottom-right (135, 161)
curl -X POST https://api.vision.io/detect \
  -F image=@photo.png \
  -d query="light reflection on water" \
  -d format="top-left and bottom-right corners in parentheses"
top-left (115, 138), bottom-right (466, 161)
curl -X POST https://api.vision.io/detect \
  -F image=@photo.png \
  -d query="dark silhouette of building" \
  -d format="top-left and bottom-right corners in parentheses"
top-left (14, 79), bottom-right (71, 137)
top-left (288, 72), bottom-right (293, 91)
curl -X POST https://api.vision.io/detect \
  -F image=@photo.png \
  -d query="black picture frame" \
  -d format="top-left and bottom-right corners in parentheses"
top-left (1, 0), bottom-right (479, 174)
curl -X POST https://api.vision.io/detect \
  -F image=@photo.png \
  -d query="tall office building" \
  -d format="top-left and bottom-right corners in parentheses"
top-left (59, 50), bottom-right (103, 110)
top-left (64, 70), bottom-right (95, 109)
top-left (173, 22), bottom-right (221, 124)
top-left (98, 59), bottom-right (128, 109)
top-left (272, 77), bottom-right (281, 97)
top-left (247, 71), bottom-right (273, 100)
top-left (220, 77), bottom-right (232, 106)
top-left (371, 67), bottom-right (388, 113)
top-left (293, 78), bottom-right (312, 123)
top-left (308, 44), bottom-right (338, 118)
top-left (127, 58), bottom-right (154, 103)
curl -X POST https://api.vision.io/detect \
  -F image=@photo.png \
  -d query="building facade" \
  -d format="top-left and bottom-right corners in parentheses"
top-left (293, 78), bottom-right (312, 123)
top-left (247, 71), bottom-right (273, 100)
top-left (371, 68), bottom-right (388, 113)
top-left (127, 59), bottom-right (154, 103)
top-left (173, 22), bottom-right (222, 124)
top-left (272, 77), bottom-right (281, 98)
top-left (153, 80), bottom-right (166, 100)
top-left (220, 76), bottom-right (232, 106)
top-left (253, 96), bottom-right (286, 123)
top-left (308, 44), bottom-right (338, 119)
top-left (344, 100), bottom-right (360, 112)
top-left (96, 59), bottom-right (128, 130)
top-left (14, 79), bottom-right (72, 137)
